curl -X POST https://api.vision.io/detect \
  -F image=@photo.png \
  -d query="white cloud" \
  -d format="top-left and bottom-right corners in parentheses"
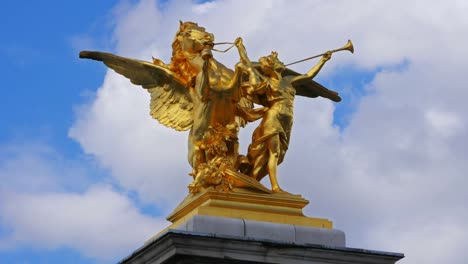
top-left (0, 186), bottom-right (167, 261)
top-left (425, 109), bottom-right (463, 138)
top-left (70, 72), bottom-right (193, 208)
top-left (1, 185), bottom-right (167, 261)
top-left (0, 143), bottom-right (168, 261)
top-left (70, 0), bottom-right (468, 263)
top-left (0, 142), bottom-right (91, 193)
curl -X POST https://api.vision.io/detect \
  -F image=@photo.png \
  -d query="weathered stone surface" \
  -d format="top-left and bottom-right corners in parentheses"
top-left (244, 220), bottom-right (296, 242)
top-left (120, 230), bottom-right (404, 264)
top-left (173, 215), bottom-right (345, 247)
top-left (180, 215), bottom-right (245, 238)
top-left (295, 225), bottom-right (345, 246)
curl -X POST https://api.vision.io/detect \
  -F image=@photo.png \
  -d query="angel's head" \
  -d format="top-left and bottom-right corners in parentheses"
top-left (259, 51), bottom-right (285, 75)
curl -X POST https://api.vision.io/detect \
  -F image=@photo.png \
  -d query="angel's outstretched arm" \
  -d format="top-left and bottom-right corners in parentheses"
top-left (227, 37), bottom-right (261, 89)
top-left (235, 37), bottom-right (253, 66)
top-left (289, 51), bottom-right (332, 84)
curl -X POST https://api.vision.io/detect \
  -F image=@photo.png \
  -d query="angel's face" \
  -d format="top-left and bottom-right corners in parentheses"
top-left (259, 53), bottom-right (285, 75)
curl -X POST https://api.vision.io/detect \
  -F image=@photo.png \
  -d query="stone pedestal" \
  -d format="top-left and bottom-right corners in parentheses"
top-left (121, 189), bottom-right (403, 263)
top-left (121, 215), bottom-right (403, 264)
top-left (159, 188), bottom-right (333, 237)
top-left (171, 215), bottom-right (345, 247)
top-left (120, 224), bottom-right (403, 264)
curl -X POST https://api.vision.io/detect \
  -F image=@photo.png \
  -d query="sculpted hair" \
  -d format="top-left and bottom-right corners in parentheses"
top-left (168, 21), bottom-right (199, 87)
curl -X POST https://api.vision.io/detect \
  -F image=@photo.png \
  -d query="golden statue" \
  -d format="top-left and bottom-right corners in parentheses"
top-left (235, 39), bottom-right (334, 193)
top-left (79, 21), bottom-right (351, 195)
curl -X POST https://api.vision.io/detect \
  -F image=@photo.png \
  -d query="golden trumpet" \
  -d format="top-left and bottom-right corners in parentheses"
top-left (285, 40), bottom-right (354, 66)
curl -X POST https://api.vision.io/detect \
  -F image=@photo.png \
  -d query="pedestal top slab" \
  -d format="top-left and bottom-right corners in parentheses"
top-left (171, 215), bottom-right (345, 247)
top-left (166, 188), bottom-right (332, 230)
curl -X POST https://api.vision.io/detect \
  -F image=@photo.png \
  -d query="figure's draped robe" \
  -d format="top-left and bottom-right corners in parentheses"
top-left (248, 79), bottom-right (296, 181)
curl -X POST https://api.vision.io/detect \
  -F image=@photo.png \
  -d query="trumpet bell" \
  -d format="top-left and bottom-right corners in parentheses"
top-left (333, 40), bottom-right (354, 54)
top-left (285, 39), bottom-right (354, 66)
top-left (344, 40), bottom-right (354, 54)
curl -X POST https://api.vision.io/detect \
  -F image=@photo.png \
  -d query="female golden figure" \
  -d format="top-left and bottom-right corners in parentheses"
top-left (235, 39), bottom-right (333, 193)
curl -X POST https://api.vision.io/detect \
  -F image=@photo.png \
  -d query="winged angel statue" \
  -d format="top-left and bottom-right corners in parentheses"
top-left (80, 21), bottom-right (348, 194)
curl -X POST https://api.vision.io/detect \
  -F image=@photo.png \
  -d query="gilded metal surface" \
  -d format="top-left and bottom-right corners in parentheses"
top-left (79, 21), bottom-right (351, 195)
top-left (147, 188), bottom-right (333, 241)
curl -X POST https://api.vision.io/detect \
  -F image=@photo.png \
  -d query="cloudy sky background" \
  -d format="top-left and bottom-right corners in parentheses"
top-left (1, 0), bottom-right (467, 263)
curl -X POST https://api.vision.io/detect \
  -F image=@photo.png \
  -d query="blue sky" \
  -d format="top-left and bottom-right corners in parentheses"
top-left (1, 2), bottom-right (112, 152)
top-left (1, 1), bottom-right (467, 263)
top-left (1, 2), bottom-right (117, 263)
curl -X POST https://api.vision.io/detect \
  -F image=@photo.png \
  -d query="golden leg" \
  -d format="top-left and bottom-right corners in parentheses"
top-left (267, 136), bottom-right (285, 193)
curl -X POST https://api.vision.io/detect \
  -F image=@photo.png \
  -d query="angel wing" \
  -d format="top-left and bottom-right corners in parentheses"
top-left (283, 68), bottom-right (341, 102)
top-left (79, 51), bottom-right (193, 131)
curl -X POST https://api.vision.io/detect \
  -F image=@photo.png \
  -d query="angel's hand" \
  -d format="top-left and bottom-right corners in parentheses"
top-left (322, 51), bottom-right (332, 62)
top-left (234, 37), bottom-right (243, 47)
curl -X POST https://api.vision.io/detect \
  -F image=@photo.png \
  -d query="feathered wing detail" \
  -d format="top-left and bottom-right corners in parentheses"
top-left (283, 68), bottom-right (342, 102)
top-left (79, 51), bottom-right (193, 131)
top-left (147, 84), bottom-right (193, 131)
